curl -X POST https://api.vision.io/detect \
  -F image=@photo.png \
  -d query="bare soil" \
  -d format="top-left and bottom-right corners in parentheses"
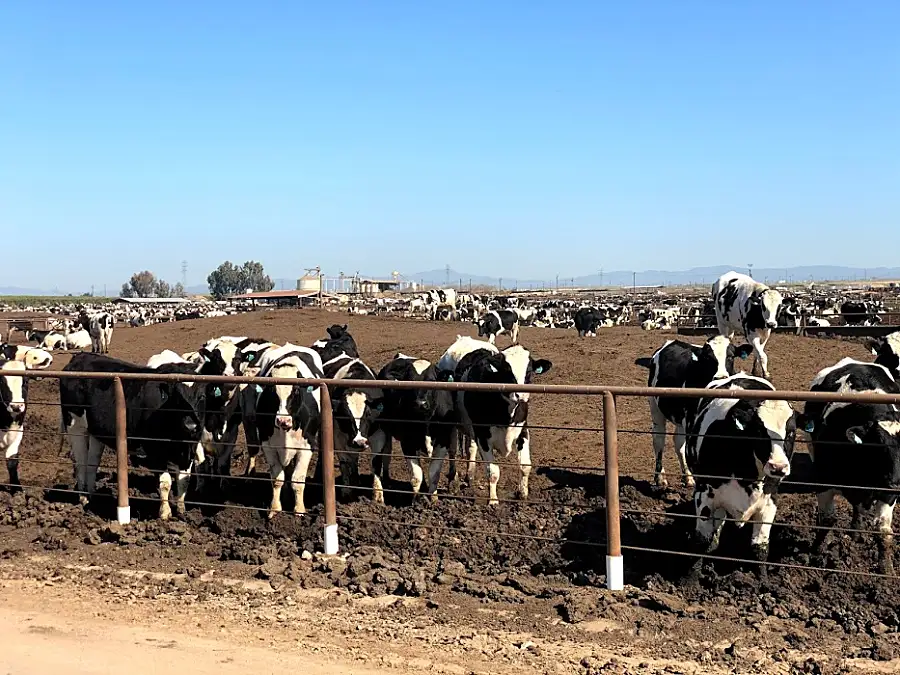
top-left (2, 309), bottom-right (898, 673)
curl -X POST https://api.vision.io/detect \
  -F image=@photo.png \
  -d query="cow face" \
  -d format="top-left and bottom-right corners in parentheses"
top-left (756, 289), bottom-right (783, 329)
top-left (0, 361), bottom-right (26, 417)
top-left (500, 346), bottom-right (552, 404)
top-left (733, 400), bottom-right (796, 479)
top-left (327, 324), bottom-right (348, 339)
top-left (156, 380), bottom-right (207, 444)
top-left (334, 388), bottom-right (384, 448)
top-left (695, 336), bottom-right (752, 380)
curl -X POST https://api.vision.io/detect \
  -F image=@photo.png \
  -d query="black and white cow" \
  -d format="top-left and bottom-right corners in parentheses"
top-left (311, 325), bottom-right (360, 362)
top-left (1, 360), bottom-right (27, 486)
top-left (253, 345), bottom-right (324, 517)
top-left (869, 331), bottom-right (900, 380)
top-left (574, 307), bottom-right (608, 337)
top-left (60, 353), bottom-right (209, 519)
top-left (427, 288), bottom-right (457, 321)
top-left (685, 374), bottom-right (797, 575)
top-left (370, 355), bottom-right (455, 502)
top-left (323, 353), bottom-right (383, 496)
top-left (712, 271), bottom-right (783, 379)
top-left (476, 310), bottom-right (519, 345)
top-left (0, 344), bottom-right (53, 370)
top-left (78, 311), bottom-right (114, 353)
top-left (841, 301), bottom-right (882, 326)
top-left (802, 358), bottom-right (900, 573)
top-left (635, 336), bottom-right (753, 488)
top-left (450, 343), bottom-right (552, 504)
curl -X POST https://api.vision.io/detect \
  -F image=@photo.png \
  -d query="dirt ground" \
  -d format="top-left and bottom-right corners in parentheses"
top-left (3, 309), bottom-right (899, 673)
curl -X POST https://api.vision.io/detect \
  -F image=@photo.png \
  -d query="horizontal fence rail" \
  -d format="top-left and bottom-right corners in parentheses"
top-left (7, 368), bottom-right (900, 591)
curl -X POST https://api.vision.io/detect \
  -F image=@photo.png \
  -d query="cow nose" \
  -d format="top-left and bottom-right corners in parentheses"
top-left (8, 403), bottom-right (25, 415)
top-left (352, 434), bottom-right (369, 448)
top-left (276, 415), bottom-right (293, 430)
top-left (416, 400), bottom-right (430, 410)
top-left (765, 461), bottom-right (789, 478)
top-left (766, 321), bottom-right (777, 329)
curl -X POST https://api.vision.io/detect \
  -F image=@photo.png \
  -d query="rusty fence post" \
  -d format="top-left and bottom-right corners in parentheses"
top-left (603, 391), bottom-right (623, 591)
top-left (319, 383), bottom-right (338, 555)
top-left (113, 377), bottom-right (130, 525)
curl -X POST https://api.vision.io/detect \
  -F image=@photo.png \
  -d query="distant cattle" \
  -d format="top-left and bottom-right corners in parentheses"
top-left (685, 374), bottom-right (797, 578)
top-left (0, 360), bottom-right (27, 486)
top-left (476, 310), bottom-right (519, 345)
top-left (574, 308), bottom-right (607, 337)
top-left (60, 353), bottom-right (209, 519)
top-left (253, 345), bottom-right (324, 517)
top-left (635, 336), bottom-right (753, 488)
top-left (427, 289), bottom-right (458, 321)
top-left (713, 271), bottom-right (783, 379)
top-left (841, 301), bottom-right (882, 326)
top-left (311, 325), bottom-right (360, 363)
top-left (79, 311), bottom-right (114, 353)
top-left (803, 358), bottom-right (900, 573)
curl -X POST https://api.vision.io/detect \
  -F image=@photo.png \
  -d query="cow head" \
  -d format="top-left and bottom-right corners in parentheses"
top-left (693, 336), bottom-right (753, 381)
top-left (844, 419), bottom-right (900, 458)
top-left (869, 333), bottom-right (900, 379)
top-left (733, 400), bottom-right (796, 479)
top-left (258, 362), bottom-right (321, 437)
top-left (498, 345), bottom-right (552, 404)
top-left (327, 324), bottom-right (348, 339)
top-left (155, 380), bottom-right (207, 445)
top-left (0, 360), bottom-right (26, 417)
top-left (333, 386), bottom-right (384, 448)
top-left (753, 289), bottom-right (783, 329)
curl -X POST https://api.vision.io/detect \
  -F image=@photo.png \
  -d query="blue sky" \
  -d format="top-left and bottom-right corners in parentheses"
top-left (2, 1), bottom-right (898, 292)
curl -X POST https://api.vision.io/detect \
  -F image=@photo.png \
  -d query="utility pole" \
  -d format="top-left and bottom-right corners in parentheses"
top-left (632, 272), bottom-right (636, 295)
top-left (499, 278), bottom-right (503, 291)
top-left (181, 260), bottom-right (188, 293)
top-left (748, 263), bottom-right (754, 278)
top-left (445, 264), bottom-right (451, 287)
top-left (599, 267), bottom-right (603, 287)
top-left (555, 274), bottom-right (559, 292)
top-left (91, 284), bottom-right (94, 297)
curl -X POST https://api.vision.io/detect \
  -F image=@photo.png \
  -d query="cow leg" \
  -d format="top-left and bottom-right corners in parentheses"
top-left (480, 447), bottom-right (500, 506)
top-left (874, 499), bottom-right (895, 575)
top-left (262, 446), bottom-right (285, 518)
top-left (510, 323), bottom-right (519, 344)
top-left (4, 427), bottom-right (23, 488)
top-left (427, 442), bottom-right (449, 502)
top-left (84, 435), bottom-right (104, 499)
top-left (368, 429), bottom-right (389, 504)
top-left (173, 462), bottom-right (193, 517)
top-left (683, 486), bottom-right (724, 583)
top-left (673, 424), bottom-right (693, 488)
top-left (750, 494), bottom-right (778, 584)
top-left (813, 489), bottom-right (838, 553)
top-left (290, 449), bottom-right (313, 514)
top-left (401, 438), bottom-right (425, 496)
top-left (516, 430), bottom-right (531, 500)
top-left (488, 333), bottom-right (496, 345)
top-left (158, 471), bottom-right (173, 520)
top-left (649, 401), bottom-right (668, 488)
top-left (244, 421), bottom-right (262, 476)
top-left (750, 333), bottom-right (769, 379)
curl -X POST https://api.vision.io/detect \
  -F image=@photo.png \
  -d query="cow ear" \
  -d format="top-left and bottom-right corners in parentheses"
top-left (867, 338), bottom-right (883, 356)
top-left (198, 348), bottom-right (212, 363)
top-left (795, 412), bottom-right (814, 434)
top-left (846, 426), bottom-right (866, 444)
top-left (158, 382), bottom-right (170, 403)
top-left (735, 344), bottom-right (753, 359)
top-left (532, 359), bottom-right (552, 375)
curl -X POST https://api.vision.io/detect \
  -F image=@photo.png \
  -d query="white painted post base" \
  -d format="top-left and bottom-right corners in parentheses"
top-left (116, 506), bottom-right (131, 525)
top-left (606, 555), bottom-right (624, 591)
top-left (323, 523), bottom-right (339, 555)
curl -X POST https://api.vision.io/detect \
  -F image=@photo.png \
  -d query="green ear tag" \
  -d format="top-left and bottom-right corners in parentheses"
top-left (307, 386), bottom-right (315, 392)
top-left (255, 385), bottom-right (263, 394)
top-left (213, 387), bottom-right (222, 397)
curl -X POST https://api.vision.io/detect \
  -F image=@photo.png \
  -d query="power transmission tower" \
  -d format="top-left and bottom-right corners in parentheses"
top-left (181, 260), bottom-right (188, 295)
top-left (445, 264), bottom-right (450, 287)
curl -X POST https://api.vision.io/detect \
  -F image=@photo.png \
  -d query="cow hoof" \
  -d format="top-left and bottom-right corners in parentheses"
top-left (683, 476), bottom-right (695, 489)
top-left (159, 504), bottom-right (172, 521)
top-left (429, 493), bottom-right (439, 504)
top-left (293, 506), bottom-right (306, 515)
top-left (267, 509), bottom-right (280, 520)
top-left (488, 499), bottom-right (499, 507)
top-left (175, 503), bottom-right (186, 517)
top-left (78, 495), bottom-right (89, 506)
top-left (654, 476), bottom-right (668, 490)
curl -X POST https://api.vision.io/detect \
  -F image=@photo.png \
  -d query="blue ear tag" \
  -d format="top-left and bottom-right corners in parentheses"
top-left (534, 366), bottom-right (544, 374)
top-left (255, 385), bottom-right (263, 394)
top-left (307, 385), bottom-right (315, 393)
top-left (248, 354), bottom-right (255, 362)
top-left (804, 421), bottom-right (815, 433)
top-left (213, 387), bottom-right (222, 397)
top-left (376, 403), bottom-right (384, 412)
top-left (448, 375), bottom-right (454, 382)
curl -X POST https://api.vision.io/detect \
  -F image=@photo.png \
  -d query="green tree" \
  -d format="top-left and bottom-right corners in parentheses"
top-left (173, 281), bottom-right (185, 297)
top-left (119, 283), bottom-right (135, 298)
top-left (207, 260), bottom-right (274, 299)
top-left (154, 279), bottom-right (172, 298)
top-left (125, 270), bottom-right (157, 297)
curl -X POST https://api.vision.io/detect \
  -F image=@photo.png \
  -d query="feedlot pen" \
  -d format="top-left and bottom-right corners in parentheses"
top-left (3, 308), bottom-right (900, 674)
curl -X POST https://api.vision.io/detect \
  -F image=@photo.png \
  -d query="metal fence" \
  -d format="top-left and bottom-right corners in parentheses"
top-left (8, 369), bottom-right (900, 592)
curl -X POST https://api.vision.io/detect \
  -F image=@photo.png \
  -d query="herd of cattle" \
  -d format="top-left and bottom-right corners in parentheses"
top-left (2, 272), bottom-right (900, 579)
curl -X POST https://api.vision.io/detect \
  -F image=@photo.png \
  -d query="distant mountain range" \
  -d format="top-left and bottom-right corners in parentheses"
top-left (4, 265), bottom-right (900, 297)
